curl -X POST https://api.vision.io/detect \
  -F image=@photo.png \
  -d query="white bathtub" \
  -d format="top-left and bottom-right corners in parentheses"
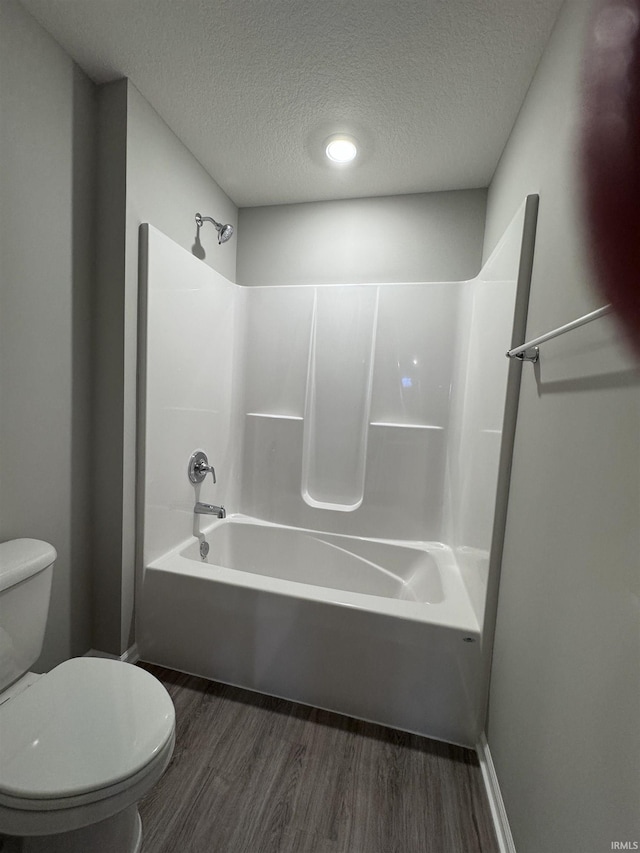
top-left (138, 516), bottom-right (483, 746)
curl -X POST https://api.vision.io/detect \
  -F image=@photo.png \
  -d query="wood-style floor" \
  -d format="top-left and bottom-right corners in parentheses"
top-left (139, 664), bottom-right (498, 853)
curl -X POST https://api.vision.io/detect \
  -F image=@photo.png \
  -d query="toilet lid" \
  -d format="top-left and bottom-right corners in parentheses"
top-left (0, 658), bottom-right (175, 801)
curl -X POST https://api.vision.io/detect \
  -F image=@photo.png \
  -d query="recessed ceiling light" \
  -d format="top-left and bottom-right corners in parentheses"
top-left (325, 135), bottom-right (358, 163)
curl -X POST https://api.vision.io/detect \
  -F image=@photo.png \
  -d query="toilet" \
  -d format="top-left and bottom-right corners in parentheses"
top-left (0, 539), bottom-right (175, 853)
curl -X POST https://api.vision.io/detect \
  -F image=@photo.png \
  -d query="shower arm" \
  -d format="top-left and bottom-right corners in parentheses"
top-left (195, 213), bottom-right (222, 229)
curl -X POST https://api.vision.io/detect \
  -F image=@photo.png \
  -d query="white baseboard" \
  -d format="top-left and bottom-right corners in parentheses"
top-left (476, 732), bottom-right (517, 853)
top-left (120, 643), bottom-right (140, 664)
top-left (85, 643), bottom-right (140, 664)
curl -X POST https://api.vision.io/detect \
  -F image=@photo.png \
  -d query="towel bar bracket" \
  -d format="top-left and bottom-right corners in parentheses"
top-left (506, 346), bottom-right (539, 363)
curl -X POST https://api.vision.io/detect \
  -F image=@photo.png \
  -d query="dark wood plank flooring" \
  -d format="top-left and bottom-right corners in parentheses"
top-left (139, 664), bottom-right (498, 853)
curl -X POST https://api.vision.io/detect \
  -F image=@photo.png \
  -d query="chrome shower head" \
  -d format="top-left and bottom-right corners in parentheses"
top-left (195, 212), bottom-right (234, 245)
top-left (217, 222), bottom-right (234, 244)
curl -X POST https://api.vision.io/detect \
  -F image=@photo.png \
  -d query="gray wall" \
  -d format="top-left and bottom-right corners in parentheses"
top-left (237, 190), bottom-right (487, 285)
top-left (484, 3), bottom-right (640, 852)
top-left (93, 80), bottom-right (238, 655)
top-left (0, 0), bottom-right (96, 669)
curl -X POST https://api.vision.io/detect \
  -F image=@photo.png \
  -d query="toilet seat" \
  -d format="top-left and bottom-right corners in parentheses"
top-left (0, 657), bottom-right (175, 836)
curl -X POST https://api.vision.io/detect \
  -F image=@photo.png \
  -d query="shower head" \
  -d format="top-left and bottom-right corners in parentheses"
top-left (195, 212), bottom-right (234, 244)
top-left (217, 222), bottom-right (234, 244)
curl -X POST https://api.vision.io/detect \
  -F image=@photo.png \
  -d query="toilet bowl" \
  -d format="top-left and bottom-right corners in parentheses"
top-left (0, 539), bottom-right (175, 852)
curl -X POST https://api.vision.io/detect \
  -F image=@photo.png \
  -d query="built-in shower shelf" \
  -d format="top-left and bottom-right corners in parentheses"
top-left (246, 412), bottom-right (304, 421)
top-left (369, 422), bottom-right (444, 430)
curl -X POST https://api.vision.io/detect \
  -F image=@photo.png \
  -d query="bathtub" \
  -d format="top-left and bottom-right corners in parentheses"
top-left (138, 516), bottom-right (482, 746)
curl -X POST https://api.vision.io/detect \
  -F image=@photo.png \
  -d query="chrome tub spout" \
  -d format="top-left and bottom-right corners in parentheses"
top-left (195, 502), bottom-right (226, 519)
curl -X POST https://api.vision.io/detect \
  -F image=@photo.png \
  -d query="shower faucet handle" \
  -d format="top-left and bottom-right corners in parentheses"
top-left (196, 460), bottom-right (216, 482)
top-left (188, 450), bottom-right (216, 484)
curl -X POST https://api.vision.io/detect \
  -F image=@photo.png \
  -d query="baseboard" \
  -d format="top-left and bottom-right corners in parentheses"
top-left (120, 643), bottom-right (140, 664)
top-left (85, 643), bottom-right (140, 664)
top-left (476, 732), bottom-right (517, 853)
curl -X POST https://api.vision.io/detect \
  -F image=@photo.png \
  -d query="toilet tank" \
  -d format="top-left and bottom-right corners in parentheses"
top-left (0, 539), bottom-right (56, 692)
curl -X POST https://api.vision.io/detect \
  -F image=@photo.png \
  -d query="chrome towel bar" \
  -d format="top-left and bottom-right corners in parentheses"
top-left (506, 304), bottom-right (613, 362)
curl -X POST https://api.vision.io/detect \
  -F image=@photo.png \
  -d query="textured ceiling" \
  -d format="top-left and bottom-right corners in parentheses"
top-left (20, 0), bottom-right (564, 207)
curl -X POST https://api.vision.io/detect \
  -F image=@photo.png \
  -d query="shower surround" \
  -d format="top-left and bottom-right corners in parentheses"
top-left (137, 199), bottom-right (535, 746)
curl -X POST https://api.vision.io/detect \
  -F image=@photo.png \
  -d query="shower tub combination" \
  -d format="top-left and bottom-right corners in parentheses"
top-left (137, 199), bottom-right (536, 749)
top-left (140, 516), bottom-right (482, 746)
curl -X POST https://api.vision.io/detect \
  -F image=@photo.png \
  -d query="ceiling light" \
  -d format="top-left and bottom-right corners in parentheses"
top-left (325, 136), bottom-right (358, 163)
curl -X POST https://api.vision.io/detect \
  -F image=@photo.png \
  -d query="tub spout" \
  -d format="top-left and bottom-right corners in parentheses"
top-left (195, 502), bottom-right (226, 518)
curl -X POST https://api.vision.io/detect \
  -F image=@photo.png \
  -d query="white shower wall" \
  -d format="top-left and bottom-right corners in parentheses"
top-left (239, 280), bottom-right (458, 540)
top-left (140, 201), bottom-right (528, 623)
top-left (445, 203), bottom-right (527, 620)
top-left (140, 225), bottom-right (242, 565)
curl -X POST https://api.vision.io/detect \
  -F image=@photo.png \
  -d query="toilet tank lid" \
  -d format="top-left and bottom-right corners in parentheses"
top-left (0, 539), bottom-right (56, 593)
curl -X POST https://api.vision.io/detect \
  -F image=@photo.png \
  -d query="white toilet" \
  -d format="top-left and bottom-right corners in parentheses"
top-left (0, 539), bottom-right (176, 853)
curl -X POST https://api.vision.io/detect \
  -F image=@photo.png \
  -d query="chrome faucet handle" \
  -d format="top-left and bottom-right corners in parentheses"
top-left (195, 460), bottom-right (216, 482)
top-left (188, 450), bottom-right (216, 484)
